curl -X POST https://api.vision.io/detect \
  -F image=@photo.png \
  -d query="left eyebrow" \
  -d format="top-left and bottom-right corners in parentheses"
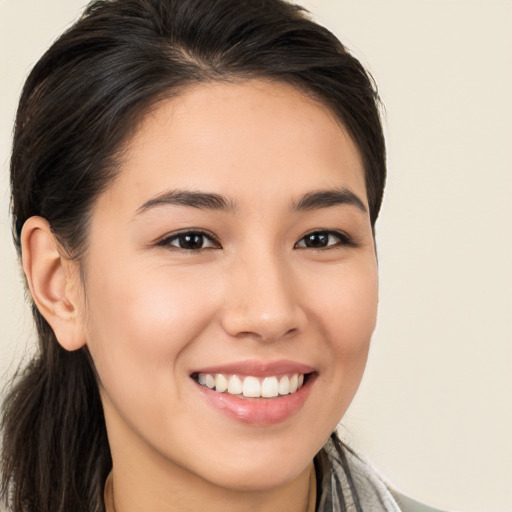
top-left (292, 188), bottom-right (367, 213)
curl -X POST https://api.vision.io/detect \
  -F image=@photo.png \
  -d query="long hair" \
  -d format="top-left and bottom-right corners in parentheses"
top-left (2, 1), bottom-right (385, 510)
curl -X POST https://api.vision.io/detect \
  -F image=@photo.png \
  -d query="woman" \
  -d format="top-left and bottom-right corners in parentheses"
top-left (1, 0), bottom-right (426, 511)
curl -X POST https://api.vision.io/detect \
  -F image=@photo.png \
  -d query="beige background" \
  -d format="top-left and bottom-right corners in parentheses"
top-left (1, 1), bottom-right (511, 511)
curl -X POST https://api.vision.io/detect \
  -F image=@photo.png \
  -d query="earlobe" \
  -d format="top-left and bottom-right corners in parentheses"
top-left (21, 216), bottom-right (87, 351)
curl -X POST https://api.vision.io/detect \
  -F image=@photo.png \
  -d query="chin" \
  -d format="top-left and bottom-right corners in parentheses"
top-left (202, 460), bottom-right (309, 492)
top-left (178, 430), bottom-right (324, 492)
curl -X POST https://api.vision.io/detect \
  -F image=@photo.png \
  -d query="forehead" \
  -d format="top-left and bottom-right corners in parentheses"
top-left (99, 80), bottom-right (366, 214)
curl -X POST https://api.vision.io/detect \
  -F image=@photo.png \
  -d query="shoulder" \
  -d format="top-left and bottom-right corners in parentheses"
top-left (388, 488), bottom-right (450, 512)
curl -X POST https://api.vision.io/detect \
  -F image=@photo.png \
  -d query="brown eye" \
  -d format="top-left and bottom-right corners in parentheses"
top-left (302, 232), bottom-right (330, 248)
top-left (295, 230), bottom-right (353, 249)
top-left (158, 231), bottom-right (220, 251)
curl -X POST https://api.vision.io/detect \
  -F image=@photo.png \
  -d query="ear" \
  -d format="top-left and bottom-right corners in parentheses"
top-left (21, 216), bottom-right (87, 351)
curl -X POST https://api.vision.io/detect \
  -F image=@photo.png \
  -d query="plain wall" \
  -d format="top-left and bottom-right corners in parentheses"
top-left (1, 1), bottom-right (511, 511)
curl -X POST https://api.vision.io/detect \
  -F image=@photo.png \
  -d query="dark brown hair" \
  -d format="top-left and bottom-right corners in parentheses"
top-left (2, 1), bottom-right (385, 510)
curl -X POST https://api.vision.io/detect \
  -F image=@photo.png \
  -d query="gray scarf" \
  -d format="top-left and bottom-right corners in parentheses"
top-left (315, 435), bottom-right (402, 512)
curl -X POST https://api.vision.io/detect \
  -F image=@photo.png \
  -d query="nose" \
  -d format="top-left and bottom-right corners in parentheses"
top-left (220, 253), bottom-right (308, 342)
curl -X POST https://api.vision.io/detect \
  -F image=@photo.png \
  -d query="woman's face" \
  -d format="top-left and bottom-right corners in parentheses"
top-left (78, 80), bottom-right (378, 491)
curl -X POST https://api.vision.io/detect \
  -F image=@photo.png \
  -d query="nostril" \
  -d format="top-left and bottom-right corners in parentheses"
top-left (283, 327), bottom-right (299, 337)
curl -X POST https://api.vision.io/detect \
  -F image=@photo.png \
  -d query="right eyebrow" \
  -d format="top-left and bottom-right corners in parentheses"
top-left (135, 189), bottom-right (237, 215)
top-left (292, 188), bottom-right (367, 214)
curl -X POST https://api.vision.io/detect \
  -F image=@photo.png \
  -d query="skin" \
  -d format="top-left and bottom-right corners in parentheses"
top-left (22, 80), bottom-right (378, 512)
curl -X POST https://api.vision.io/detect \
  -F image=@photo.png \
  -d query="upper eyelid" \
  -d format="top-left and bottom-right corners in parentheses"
top-left (301, 228), bottom-right (346, 236)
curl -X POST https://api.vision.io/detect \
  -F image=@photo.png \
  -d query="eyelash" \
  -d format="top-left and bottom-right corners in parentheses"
top-left (156, 229), bottom-right (356, 252)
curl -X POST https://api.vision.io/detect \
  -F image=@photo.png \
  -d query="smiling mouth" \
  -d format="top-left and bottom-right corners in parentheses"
top-left (192, 372), bottom-right (310, 398)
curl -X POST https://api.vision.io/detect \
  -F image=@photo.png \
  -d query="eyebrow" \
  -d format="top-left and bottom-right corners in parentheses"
top-left (292, 188), bottom-right (367, 213)
top-left (135, 187), bottom-right (367, 216)
top-left (136, 190), bottom-right (237, 214)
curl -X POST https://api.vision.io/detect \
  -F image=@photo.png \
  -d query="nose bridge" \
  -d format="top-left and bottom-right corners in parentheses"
top-left (221, 246), bottom-right (306, 341)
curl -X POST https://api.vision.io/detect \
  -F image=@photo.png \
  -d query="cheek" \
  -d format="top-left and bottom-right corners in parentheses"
top-left (82, 260), bottom-right (218, 387)
top-left (312, 259), bottom-right (378, 369)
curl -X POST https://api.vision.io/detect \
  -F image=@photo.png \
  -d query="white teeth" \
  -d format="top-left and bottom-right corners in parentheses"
top-left (261, 376), bottom-right (279, 398)
top-left (215, 373), bottom-right (228, 392)
top-left (289, 374), bottom-right (298, 393)
top-left (242, 376), bottom-right (261, 398)
top-left (227, 375), bottom-right (243, 395)
top-left (278, 375), bottom-right (290, 395)
top-left (196, 372), bottom-right (306, 398)
top-left (205, 374), bottom-right (215, 389)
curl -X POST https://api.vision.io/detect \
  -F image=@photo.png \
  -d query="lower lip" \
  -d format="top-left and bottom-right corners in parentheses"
top-left (195, 375), bottom-right (315, 425)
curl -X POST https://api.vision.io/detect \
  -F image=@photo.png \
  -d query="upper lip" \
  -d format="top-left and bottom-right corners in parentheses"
top-left (191, 359), bottom-right (316, 377)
